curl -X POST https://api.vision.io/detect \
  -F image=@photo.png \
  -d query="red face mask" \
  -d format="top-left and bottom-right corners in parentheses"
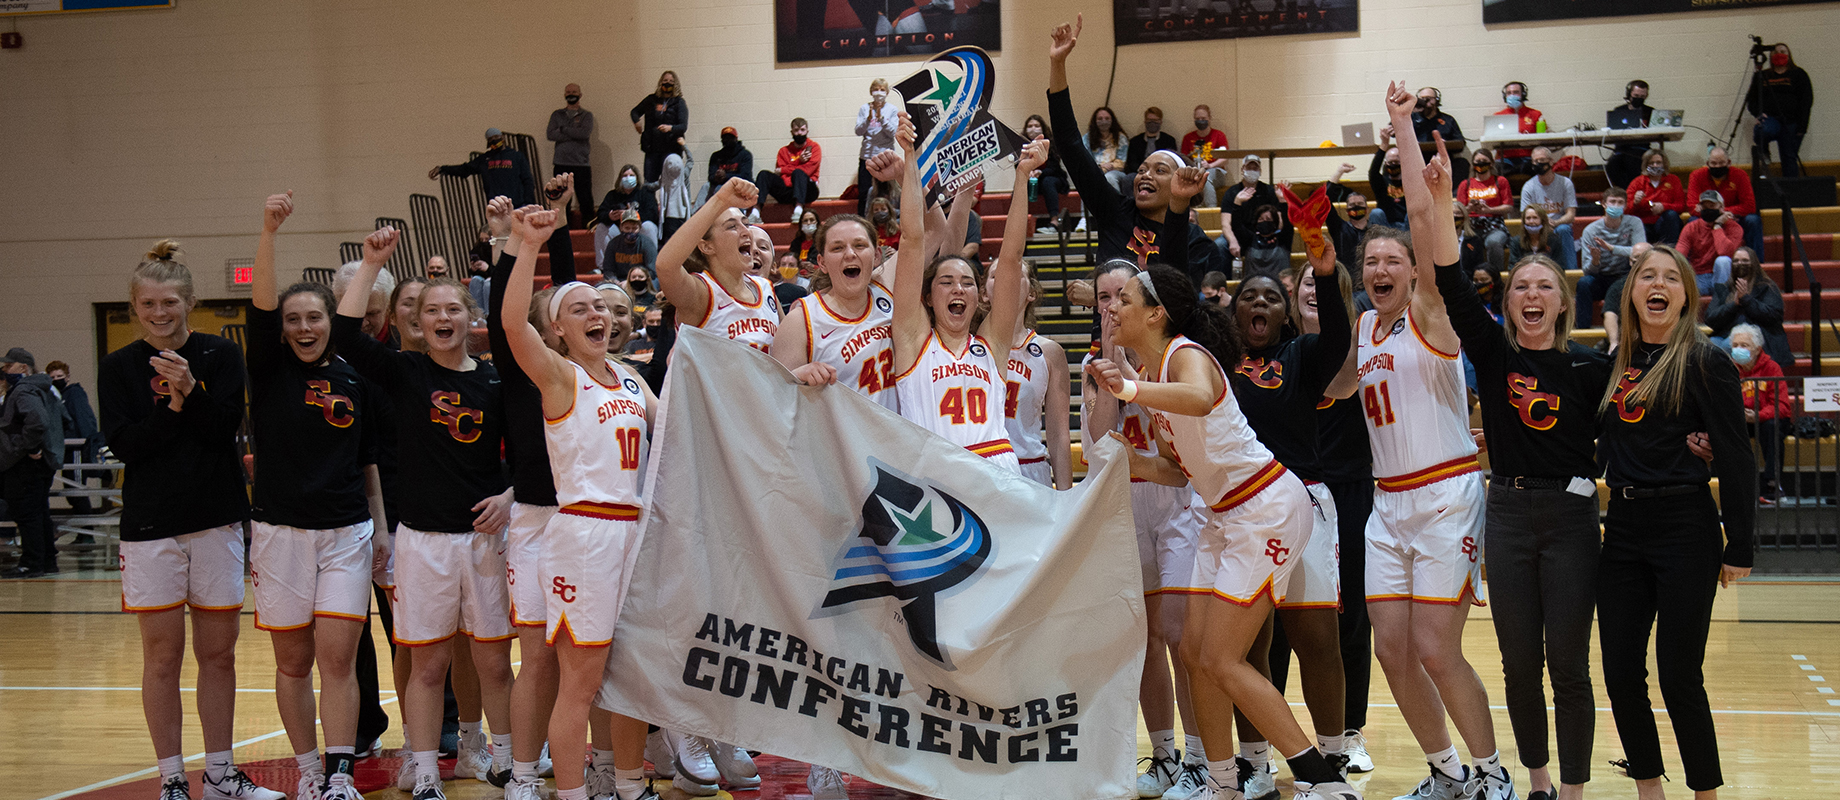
top-left (1771, 53), bottom-right (1789, 67)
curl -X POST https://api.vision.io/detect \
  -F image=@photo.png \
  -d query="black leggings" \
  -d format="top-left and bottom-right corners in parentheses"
top-left (1598, 489), bottom-right (1725, 791)
top-left (1327, 478), bottom-right (1374, 731)
top-left (1485, 486), bottom-right (1599, 785)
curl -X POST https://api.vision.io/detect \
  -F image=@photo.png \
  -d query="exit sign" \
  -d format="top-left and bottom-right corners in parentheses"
top-left (224, 257), bottom-right (253, 296)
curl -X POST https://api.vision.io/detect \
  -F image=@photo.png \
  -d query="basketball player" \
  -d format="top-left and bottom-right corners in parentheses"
top-left (656, 176), bottom-right (779, 355)
top-left (994, 265), bottom-right (1072, 489)
top-left (334, 228), bottom-right (517, 800)
top-left (101, 240), bottom-right (282, 800)
top-left (1333, 85), bottom-right (1511, 800)
top-left (249, 192), bottom-right (381, 800)
top-left (769, 211), bottom-right (898, 407)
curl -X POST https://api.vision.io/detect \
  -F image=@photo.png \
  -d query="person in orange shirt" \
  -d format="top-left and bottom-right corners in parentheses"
top-left (1492, 81), bottom-right (1542, 175)
top-left (1182, 104), bottom-right (1231, 208)
top-left (1454, 148), bottom-right (1513, 271)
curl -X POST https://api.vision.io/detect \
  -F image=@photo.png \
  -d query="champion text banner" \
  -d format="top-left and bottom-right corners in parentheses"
top-left (894, 47), bottom-right (1028, 209)
top-left (598, 326), bottom-right (1145, 800)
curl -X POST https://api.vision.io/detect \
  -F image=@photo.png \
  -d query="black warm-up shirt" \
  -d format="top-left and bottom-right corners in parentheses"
top-left (1229, 274), bottom-right (1350, 483)
top-left (245, 307), bottom-right (377, 529)
top-left (100, 334), bottom-right (249, 542)
top-left (1599, 341), bottom-right (1756, 566)
top-left (487, 226), bottom-right (578, 507)
top-left (437, 146), bottom-right (536, 207)
top-left (334, 316), bottom-right (507, 533)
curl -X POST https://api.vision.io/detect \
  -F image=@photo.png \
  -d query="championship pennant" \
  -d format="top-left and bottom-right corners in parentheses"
top-left (893, 46), bottom-right (1027, 209)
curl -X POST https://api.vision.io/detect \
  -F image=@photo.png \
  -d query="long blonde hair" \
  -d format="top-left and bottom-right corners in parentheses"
top-left (1598, 245), bottom-right (1707, 416)
top-left (1287, 260), bottom-right (1356, 334)
top-left (1503, 254), bottom-right (1573, 352)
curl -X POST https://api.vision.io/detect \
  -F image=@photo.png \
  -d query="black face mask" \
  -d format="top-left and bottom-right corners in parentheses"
top-left (1700, 208), bottom-right (1723, 224)
top-left (1708, 166), bottom-right (1730, 180)
top-left (1384, 164), bottom-right (1401, 177)
top-left (3, 373), bottom-right (19, 388)
top-left (630, 278), bottom-right (649, 290)
top-left (1628, 96), bottom-right (1646, 108)
top-left (1473, 161), bottom-right (1492, 173)
top-left (52, 378), bottom-right (67, 391)
top-left (1255, 219), bottom-right (1279, 236)
top-left (791, 134), bottom-right (807, 146)
top-left (1532, 162), bottom-right (1552, 175)
top-left (565, 95), bottom-right (581, 104)
top-left (721, 135), bottom-right (738, 149)
top-left (1347, 206), bottom-right (1368, 219)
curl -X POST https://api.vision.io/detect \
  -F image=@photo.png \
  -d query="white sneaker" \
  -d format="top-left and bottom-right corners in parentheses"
top-left (644, 730), bottom-right (675, 779)
top-left (294, 775), bottom-right (323, 800)
top-left (667, 731), bottom-right (721, 784)
top-left (745, 208), bottom-right (763, 225)
top-left (1295, 780), bottom-right (1363, 800)
top-left (454, 742), bottom-right (492, 780)
top-left (1392, 765), bottom-right (1474, 800)
top-left (320, 776), bottom-right (363, 800)
top-left (410, 773), bottom-right (447, 800)
top-left (791, 204), bottom-right (804, 223)
top-left (1240, 758), bottom-right (1278, 800)
top-left (1035, 225), bottom-right (1061, 237)
top-left (538, 743), bottom-right (554, 778)
top-left (1074, 217), bottom-right (1088, 232)
top-left (673, 775), bottom-right (718, 797)
top-left (159, 776), bottom-right (193, 800)
top-left (395, 750), bottom-right (417, 791)
top-left (200, 766), bottom-right (286, 800)
top-left (1342, 730), bottom-right (1374, 774)
top-left (808, 765), bottom-right (849, 800)
top-left (1138, 752), bottom-right (1181, 797)
top-left (504, 775), bottom-right (545, 800)
top-left (1164, 762), bottom-right (1209, 800)
top-left (588, 760), bottom-right (617, 798)
top-left (711, 742), bottom-right (760, 788)
top-left (1477, 768), bottom-right (1517, 800)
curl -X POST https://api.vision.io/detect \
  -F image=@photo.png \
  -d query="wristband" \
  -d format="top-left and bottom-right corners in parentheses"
top-left (1115, 379), bottom-right (1139, 403)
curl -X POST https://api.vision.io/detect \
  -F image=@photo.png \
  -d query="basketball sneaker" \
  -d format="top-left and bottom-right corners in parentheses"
top-left (320, 775), bottom-right (362, 800)
top-left (808, 765), bottom-right (849, 800)
top-left (674, 775), bottom-right (719, 797)
top-left (711, 741), bottom-right (761, 789)
top-left (537, 743), bottom-right (554, 778)
top-left (394, 750), bottom-right (416, 791)
top-left (667, 731), bottom-right (721, 784)
top-left (1391, 765), bottom-right (1475, 800)
top-left (588, 760), bottom-right (617, 798)
top-left (644, 729), bottom-right (675, 778)
top-left (480, 765), bottom-right (512, 787)
top-left (159, 776), bottom-right (192, 800)
top-left (1239, 757), bottom-right (1278, 800)
top-left (1163, 762), bottom-right (1209, 800)
top-left (1138, 751), bottom-right (1182, 797)
top-left (454, 737), bottom-right (491, 780)
top-left (1294, 780), bottom-right (1363, 800)
top-left (410, 773), bottom-right (447, 800)
top-left (1342, 731), bottom-right (1374, 774)
top-left (1477, 767), bottom-right (1518, 800)
top-left (200, 766), bottom-right (285, 800)
top-left (503, 775), bottom-right (545, 800)
top-left (294, 774), bottom-right (323, 800)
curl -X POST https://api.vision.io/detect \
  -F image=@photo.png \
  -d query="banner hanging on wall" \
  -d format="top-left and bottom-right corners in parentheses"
top-left (1482, 0), bottom-right (1838, 24)
top-left (0, 0), bottom-right (170, 15)
top-left (1112, 0), bottom-right (1359, 46)
top-left (893, 47), bottom-right (1028, 209)
top-left (775, 0), bottom-right (1001, 63)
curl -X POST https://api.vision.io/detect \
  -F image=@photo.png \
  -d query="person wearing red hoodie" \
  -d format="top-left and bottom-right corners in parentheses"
top-left (1730, 323), bottom-right (1792, 502)
top-left (1626, 149), bottom-right (1687, 245)
top-left (1686, 147), bottom-right (1762, 254)
top-left (754, 117), bottom-right (822, 220)
top-left (1677, 190), bottom-right (1742, 294)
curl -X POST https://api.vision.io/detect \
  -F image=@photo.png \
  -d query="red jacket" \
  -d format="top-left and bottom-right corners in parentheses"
top-left (1493, 106), bottom-right (1543, 158)
top-left (1739, 353), bottom-right (1792, 420)
top-left (776, 140), bottom-right (822, 186)
top-left (1626, 174), bottom-right (1686, 224)
top-left (1677, 217), bottom-right (1742, 275)
top-left (1180, 129), bottom-right (1230, 163)
top-left (1687, 166), bottom-right (1756, 218)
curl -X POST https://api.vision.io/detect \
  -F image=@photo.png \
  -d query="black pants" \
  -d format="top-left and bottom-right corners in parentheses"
top-left (1605, 148), bottom-right (1646, 192)
top-left (1598, 489), bottom-right (1725, 791)
top-left (1756, 418), bottom-right (1784, 492)
top-left (856, 159), bottom-right (877, 216)
top-left (354, 583), bottom-right (397, 746)
top-left (554, 164), bottom-right (593, 226)
top-left (1486, 486), bottom-right (1600, 785)
top-left (756, 169), bottom-right (818, 208)
top-left (1037, 174), bottom-right (1067, 220)
top-left (2, 459), bottom-right (56, 573)
top-left (1327, 478), bottom-right (1374, 730)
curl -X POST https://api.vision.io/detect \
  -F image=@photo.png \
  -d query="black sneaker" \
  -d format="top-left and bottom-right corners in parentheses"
top-left (483, 766), bottom-right (512, 788)
top-left (410, 774), bottom-right (447, 800)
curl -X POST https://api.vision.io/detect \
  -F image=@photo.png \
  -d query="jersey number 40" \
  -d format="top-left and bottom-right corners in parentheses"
top-left (939, 386), bottom-right (989, 425)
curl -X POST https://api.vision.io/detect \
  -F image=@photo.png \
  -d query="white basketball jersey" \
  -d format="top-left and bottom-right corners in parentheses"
top-left (693, 272), bottom-right (778, 352)
top-left (1148, 336), bottom-right (1286, 513)
top-left (1003, 331), bottom-right (1054, 464)
top-left (895, 332), bottom-right (1013, 461)
top-left (1354, 308), bottom-right (1479, 487)
top-left (545, 361), bottom-right (647, 516)
top-left (1079, 350), bottom-right (1160, 479)
top-left (798, 283), bottom-right (898, 412)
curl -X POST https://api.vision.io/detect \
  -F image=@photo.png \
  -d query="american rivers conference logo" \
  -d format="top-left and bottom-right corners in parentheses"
top-left (817, 460), bottom-right (992, 670)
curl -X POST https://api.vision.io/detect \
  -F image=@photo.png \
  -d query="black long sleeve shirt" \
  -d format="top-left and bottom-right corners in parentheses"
top-left (100, 334), bottom-right (249, 542)
top-left (1368, 148), bottom-right (1405, 225)
top-left (245, 307), bottom-right (377, 530)
top-left (631, 94), bottom-right (689, 153)
top-left (486, 227), bottom-right (577, 507)
top-left (1230, 273), bottom-right (1351, 482)
top-left (1599, 341), bottom-right (1755, 566)
top-left (597, 187), bottom-right (660, 229)
top-left (438, 146), bottom-right (536, 207)
top-left (1747, 66), bottom-right (1813, 130)
top-left (1436, 262), bottom-right (1610, 480)
top-left (708, 144), bottom-right (754, 185)
top-left (1706, 281), bottom-right (1792, 368)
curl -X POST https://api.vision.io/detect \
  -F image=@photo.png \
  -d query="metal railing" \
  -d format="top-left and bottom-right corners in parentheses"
top-left (1769, 187), bottom-right (1825, 376)
top-left (1742, 374), bottom-right (1838, 554)
top-left (375, 216), bottom-right (418, 281)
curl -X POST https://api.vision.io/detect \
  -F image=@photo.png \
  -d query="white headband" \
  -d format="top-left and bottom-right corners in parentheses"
top-left (1134, 271), bottom-right (1162, 305)
top-left (547, 281), bottom-right (596, 322)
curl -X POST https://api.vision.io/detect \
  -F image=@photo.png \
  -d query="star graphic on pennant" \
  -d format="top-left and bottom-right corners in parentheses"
top-left (919, 70), bottom-right (961, 105)
top-left (886, 497), bottom-right (944, 546)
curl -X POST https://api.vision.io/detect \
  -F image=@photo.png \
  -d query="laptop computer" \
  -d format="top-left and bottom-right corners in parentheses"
top-left (1483, 115), bottom-right (1520, 137)
top-left (1652, 109), bottom-right (1683, 127)
top-left (1341, 122), bottom-right (1375, 147)
top-left (1606, 108), bottom-right (1645, 129)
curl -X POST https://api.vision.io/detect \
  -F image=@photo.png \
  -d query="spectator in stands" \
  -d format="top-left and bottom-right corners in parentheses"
top-left (1729, 323), bottom-right (1791, 502)
top-left (1085, 106), bottom-right (1131, 196)
top-left (1200, 271), bottom-right (1229, 306)
top-left (1748, 43), bottom-right (1813, 177)
top-left (1, 347), bottom-right (63, 578)
top-left (1599, 242), bottom-right (1653, 354)
top-left (1628, 149), bottom-right (1687, 245)
top-left (869, 196), bottom-right (901, 250)
top-left (1707, 247), bottom-right (1792, 368)
top-left (1519, 146), bottom-right (1579, 271)
top-left (1510, 206), bottom-right (1561, 265)
top-left (43, 360), bottom-right (100, 515)
top-left (424, 255), bottom-right (450, 280)
top-left (1687, 148), bottom-right (1763, 255)
top-left (631, 70), bottom-right (688, 182)
top-left (1322, 164), bottom-right (1373, 302)
top-left (1237, 203), bottom-right (1291, 280)
top-left (854, 79), bottom-right (900, 216)
top-left (1183, 105), bottom-right (1231, 208)
top-left (1022, 115), bottom-right (1071, 235)
top-left (332, 261), bottom-right (396, 340)
top-left (1125, 106), bottom-right (1177, 175)
top-left (659, 136), bottom-right (693, 241)
top-left (1678, 190), bottom-right (1742, 293)
top-left (1455, 203), bottom-right (1493, 277)
top-left (1221, 155), bottom-right (1279, 264)
top-left (755, 117), bottom-right (822, 220)
top-left (1368, 132), bottom-right (1406, 229)
top-left (770, 251), bottom-right (809, 311)
top-left (601, 209), bottom-right (656, 282)
top-left (597, 164), bottom-right (661, 238)
top-left (707, 127), bottom-right (754, 210)
top-left (1492, 81), bottom-right (1543, 175)
top-left (1575, 187), bottom-right (1647, 326)
top-left (1411, 86), bottom-right (1468, 183)
top-left (547, 83), bottom-right (595, 224)
top-left (1603, 80), bottom-right (1654, 189)
top-left (623, 265), bottom-right (657, 310)
top-left (788, 209), bottom-right (821, 265)
top-left (429, 127), bottom-right (536, 207)
top-left (1456, 148), bottom-right (1513, 272)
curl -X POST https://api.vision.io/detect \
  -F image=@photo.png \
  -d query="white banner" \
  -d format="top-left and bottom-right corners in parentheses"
top-left (599, 326), bottom-right (1145, 800)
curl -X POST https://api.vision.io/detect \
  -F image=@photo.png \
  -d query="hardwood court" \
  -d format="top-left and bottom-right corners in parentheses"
top-left (4, 567), bottom-right (1837, 800)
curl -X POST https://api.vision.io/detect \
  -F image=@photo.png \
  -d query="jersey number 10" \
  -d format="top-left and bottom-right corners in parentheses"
top-left (939, 386), bottom-right (989, 425)
top-left (616, 428), bottom-right (643, 470)
top-left (1363, 380), bottom-right (1397, 428)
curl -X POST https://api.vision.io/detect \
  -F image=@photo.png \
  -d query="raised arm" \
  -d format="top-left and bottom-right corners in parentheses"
top-left (982, 141), bottom-right (1050, 382)
top-left (1388, 82), bottom-right (1460, 351)
top-left (891, 122), bottom-right (931, 375)
top-left (253, 191), bottom-right (293, 312)
top-left (655, 176), bottom-right (758, 326)
top-left (1303, 240), bottom-right (1353, 390)
top-left (502, 208), bottom-right (577, 418)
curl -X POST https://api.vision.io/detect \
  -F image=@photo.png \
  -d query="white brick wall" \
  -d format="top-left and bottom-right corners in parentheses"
top-left (1, 0), bottom-right (1833, 387)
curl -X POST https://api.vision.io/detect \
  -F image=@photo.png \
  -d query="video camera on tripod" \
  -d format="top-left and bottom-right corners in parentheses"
top-left (1748, 35), bottom-right (1772, 66)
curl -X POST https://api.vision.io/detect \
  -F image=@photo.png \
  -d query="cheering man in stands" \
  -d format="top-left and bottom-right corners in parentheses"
top-left (1688, 147), bottom-right (1764, 255)
top-left (754, 117), bottom-right (822, 221)
top-left (429, 128), bottom-right (536, 207)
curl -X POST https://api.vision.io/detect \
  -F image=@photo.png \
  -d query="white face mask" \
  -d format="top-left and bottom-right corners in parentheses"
top-left (1243, 169), bottom-right (1260, 184)
top-left (801, 223), bottom-right (817, 235)
top-left (871, 90), bottom-right (888, 101)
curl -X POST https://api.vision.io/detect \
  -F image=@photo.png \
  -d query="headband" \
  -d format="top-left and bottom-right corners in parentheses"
top-left (547, 281), bottom-right (596, 322)
top-left (1134, 271), bottom-right (1162, 306)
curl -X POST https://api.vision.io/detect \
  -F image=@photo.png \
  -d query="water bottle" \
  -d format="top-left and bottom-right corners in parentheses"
top-left (1028, 176), bottom-right (1039, 202)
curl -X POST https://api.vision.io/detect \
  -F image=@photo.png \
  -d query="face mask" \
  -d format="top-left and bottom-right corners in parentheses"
top-left (1629, 96), bottom-right (1645, 108)
top-left (1532, 162), bottom-right (1551, 175)
top-left (1605, 204), bottom-right (1625, 218)
top-left (660, 83), bottom-right (676, 94)
top-left (1701, 208), bottom-right (1723, 224)
top-left (1772, 53), bottom-right (1789, 67)
top-left (1732, 346), bottom-right (1754, 365)
top-left (871, 90), bottom-right (888, 101)
top-left (1242, 169), bottom-right (1260, 183)
top-left (791, 133), bottom-right (807, 145)
top-left (1505, 94), bottom-right (1523, 109)
top-left (1473, 161), bottom-right (1491, 173)
top-left (1708, 166), bottom-right (1729, 180)
top-left (1026, 126), bottom-right (1042, 139)
top-left (620, 176), bottom-right (637, 190)
top-left (780, 265), bottom-right (799, 281)
top-left (801, 222), bottom-right (818, 235)
top-left (872, 211), bottom-right (891, 224)
top-left (565, 95), bottom-right (580, 104)
top-left (1144, 120), bottom-right (1161, 134)
top-left (1347, 206), bottom-right (1368, 219)
top-left (1526, 220), bottom-right (1544, 232)
top-left (621, 230), bottom-right (638, 242)
top-left (1255, 219), bottom-right (1278, 235)
top-left (1646, 164), bottom-right (1665, 177)
top-left (2, 373), bottom-right (19, 388)
top-left (630, 278), bottom-right (648, 290)
top-left (1195, 119), bottom-right (1210, 131)
top-left (487, 137), bottom-right (505, 149)
top-left (1384, 163), bottom-right (1401, 177)
top-left (721, 135), bottom-right (738, 149)
top-left (52, 378), bottom-right (67, 391)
